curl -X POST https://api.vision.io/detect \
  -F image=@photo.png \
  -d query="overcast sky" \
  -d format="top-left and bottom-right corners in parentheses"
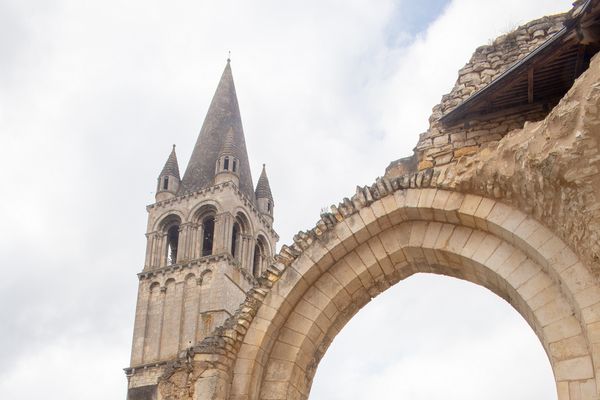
top-left (0, 0), bottom-right (572, 399)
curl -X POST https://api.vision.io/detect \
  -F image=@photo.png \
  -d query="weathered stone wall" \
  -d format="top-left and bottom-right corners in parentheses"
top-left (436, 53), bottom-right (600, 276)
top-left (439, 14), bottom-right (565, 113)
top-left (392, 52), bottom-right (600, 277)
top-left (387, 13), bottom-right (566, 174)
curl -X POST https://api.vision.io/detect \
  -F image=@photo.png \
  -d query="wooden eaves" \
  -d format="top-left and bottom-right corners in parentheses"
top-left (440, 0), bottom-right (600, 126)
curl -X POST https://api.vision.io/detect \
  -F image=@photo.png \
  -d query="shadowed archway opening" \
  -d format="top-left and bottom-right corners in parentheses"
top-left (310, 273), bottom-right (556, 400)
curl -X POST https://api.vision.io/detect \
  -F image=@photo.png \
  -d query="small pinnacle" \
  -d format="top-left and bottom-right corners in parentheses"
top-left (172, 144), bottom-right (176, 149)
top-left (263, 163), bottom-right (266, 168)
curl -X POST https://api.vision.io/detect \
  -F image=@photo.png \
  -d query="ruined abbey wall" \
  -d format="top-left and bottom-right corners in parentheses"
top-left (149, 4), bottom-right (600, 399)
top-left (388, 14), bottom-right (566, 173)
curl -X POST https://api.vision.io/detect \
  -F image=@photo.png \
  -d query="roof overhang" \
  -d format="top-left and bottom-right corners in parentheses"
top-left (440, 0), bottom-right (600, 126)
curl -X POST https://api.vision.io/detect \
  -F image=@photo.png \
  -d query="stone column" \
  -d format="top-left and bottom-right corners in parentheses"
top-left (144, 233), bottom-right (153, 269)
top-left (214, 212), bottom-right (233, 255)
top-left (195, 223), bottom-right (203, 258)
top-left (241, 234), bottom-right (252, 271)
top-left (158, 233), bottom-right (168, 267)
top-left (176, 225), bottom-right (187, 264)
top-left (188, 223), bottom-right (197, 260)
top-left (149, 232), bottom-right (159, 267)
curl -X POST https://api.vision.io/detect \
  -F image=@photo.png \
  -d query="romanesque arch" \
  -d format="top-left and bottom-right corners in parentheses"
top-left (224, 189), bottom-right (598, 399)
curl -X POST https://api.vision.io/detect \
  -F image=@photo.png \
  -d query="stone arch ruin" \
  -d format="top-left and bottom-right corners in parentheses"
top-left (136, 2), bottom-right (600, 399)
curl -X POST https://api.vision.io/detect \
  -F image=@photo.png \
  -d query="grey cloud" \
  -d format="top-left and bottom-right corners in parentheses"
top-left (0, 0), bottom-right (570, 399)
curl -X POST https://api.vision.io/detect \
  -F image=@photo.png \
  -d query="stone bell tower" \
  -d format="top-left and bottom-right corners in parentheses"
top-left (125, 59), bottom-right (278, 400)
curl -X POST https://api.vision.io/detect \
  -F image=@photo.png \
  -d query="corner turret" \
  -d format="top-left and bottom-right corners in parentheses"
top-left (255, 164), bottom-right (274, 224)
top-left (156, 145), bottom-right (180, 201)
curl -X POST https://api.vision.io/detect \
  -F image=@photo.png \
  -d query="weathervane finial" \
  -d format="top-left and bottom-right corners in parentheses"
top-left (227, 51), bottom-right (231, 63)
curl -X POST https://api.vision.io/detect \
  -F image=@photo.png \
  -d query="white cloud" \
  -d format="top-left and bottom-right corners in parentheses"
top-left (310, 274), bottom-right (556, 400)
top-left (0, 0), bottom-right (572, 398)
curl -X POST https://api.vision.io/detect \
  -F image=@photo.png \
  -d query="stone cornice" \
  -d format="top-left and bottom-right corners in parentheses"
top-left (139, 253), bottom-right (257, 286)
top-left (124, 361), bottom-right (168, 376)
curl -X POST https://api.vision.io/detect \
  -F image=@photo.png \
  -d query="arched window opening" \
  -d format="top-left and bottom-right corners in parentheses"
top-left (252, 243), bottom-right (262, 277)
top-left (267, 200), bottom-right (272, 213)
top-left (231, 222), bottom-right (240, 258)
top-left (166, 225), bottom-right (179, 265)
top-left (202, 216), bottom-right (214, 257)
top-left (232, 159), bottom-right (237, 172)
top-left (163, 176), bottom-right (169, 190)
top-left (224, 157), bottom-right (229, 171)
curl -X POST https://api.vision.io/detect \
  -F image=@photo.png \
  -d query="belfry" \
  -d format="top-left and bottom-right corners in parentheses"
top-left (125, 60), bottom-right (278, 399)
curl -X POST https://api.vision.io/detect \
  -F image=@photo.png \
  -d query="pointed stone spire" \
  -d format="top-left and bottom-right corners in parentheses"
top-left (256, 164), bottom-right (274, 223)
top-left (180, 60), bottom-right (255, 201)
top-left (255, 164), bottom-right (273, 201)
top-left (156, 145), bottom-right (181, 201)
top-left (160, 144), bottom-right (180, 180)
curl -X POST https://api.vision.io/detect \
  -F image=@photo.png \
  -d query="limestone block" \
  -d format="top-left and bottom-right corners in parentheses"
top-left (431, 190), bottom-right (452, 222)
top-left (454, 145), bottom-right (479, 158)
top-left (404, 189), bottom-right (422, 219)
top-left (370, 199), bottom-right (392, 231)
top-left (582, 302), bottom-right (600, 324)
top-left (473, 197), bottom-right (496, 231)
top-left (329, 258), bottom-right (362, 296)
top-left (458, 194), bottom-right (483, 228)
top-left (367, 236), bottom-right (395, 276)
top-left (471, 234), bottom-right (502, 265)
top-left (549, 335), bottom-right (590, 361)
top-left (380, 194), bottom-right (404, 226)
top-left (555, 356), bottom-right (594, 381)
top-left (543, 315), bottom-right (582, 343)
top-left (444, 226), bottom-right (473, 255)
top-left (344, 213), bottom-right (370, 245)
top-left (377, 227), bottom-right (405, 265)
top-left (461, 230), bottom-right (487, 259)
top-left (359, 206), bottom-right (382, 237)
top-left (434, 224), bottom-right (456, 250)
top-left (343, 251), bottom-right (374, 290)
top-left (417, 160), bottom-right (433, 171)
top-left (557, 381), bottom-right (570, 400)
top-left (356, 242), bottom-right (384, 279)
top-left (518, 270), bottom-right (554, 301)
top-left (508, 259), bottom-right (541, 289)
top-left (575, 286), bottom-right (600, 309)
top-left (536, 297), bottom-right (573, 326)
